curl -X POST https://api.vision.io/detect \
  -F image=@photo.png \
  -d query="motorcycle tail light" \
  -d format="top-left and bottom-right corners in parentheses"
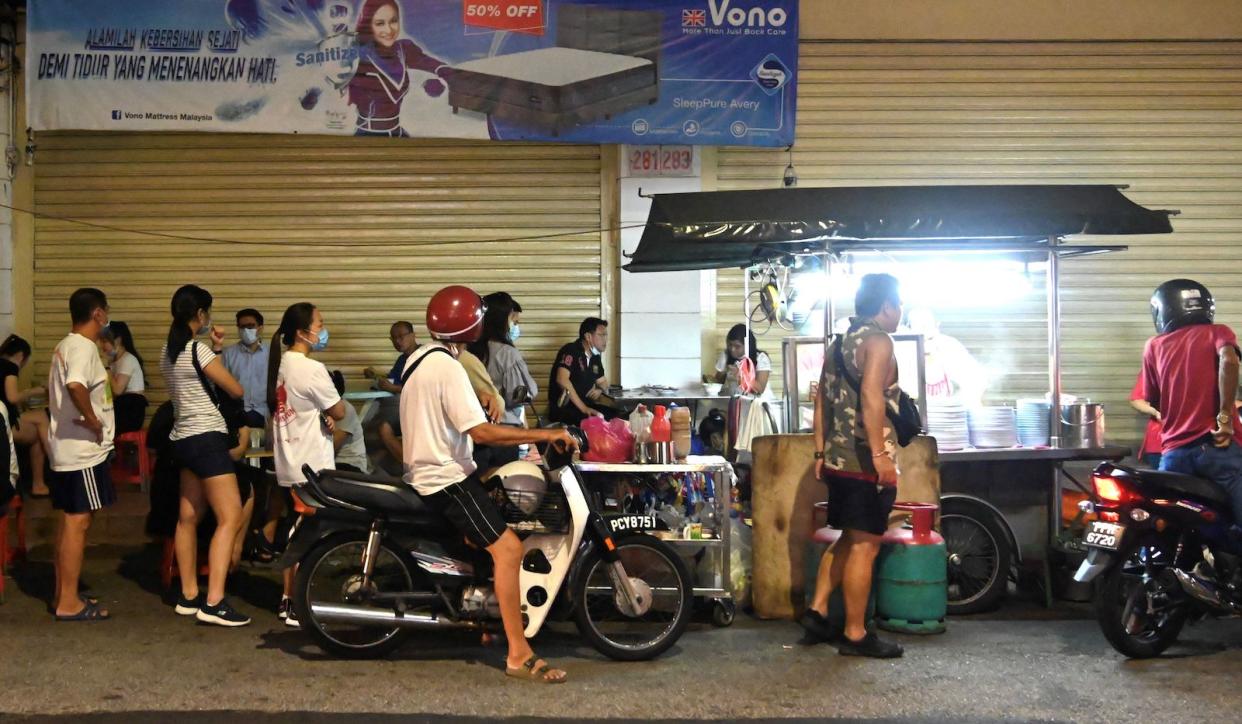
top-left (1130, 508), bottom-right (1151, 522)
top-left (1202, 509), bottom-right (1218, 523)
top-left (1093, 475), bottom-right (1133, 504)
top-left (1100, 510), bottom-right (1121, 523)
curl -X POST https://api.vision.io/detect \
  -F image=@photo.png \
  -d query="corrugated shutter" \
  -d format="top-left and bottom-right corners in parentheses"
top-left (31, 132), bottom-right (603, 411)
top-left (715, 41), bottom-right (1242, 445)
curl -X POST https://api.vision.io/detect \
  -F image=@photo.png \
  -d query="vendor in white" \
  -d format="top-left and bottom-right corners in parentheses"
top-left (905, 308), bottom-right (987, 405)
top-left (715, 324), bottom-right (773, 398)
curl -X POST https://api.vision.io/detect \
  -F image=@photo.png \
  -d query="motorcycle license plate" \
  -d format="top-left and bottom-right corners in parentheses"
top-left (1084, 521), bottom-right (1125, 550)
top-left (608, 514), bottom-right (657, 533)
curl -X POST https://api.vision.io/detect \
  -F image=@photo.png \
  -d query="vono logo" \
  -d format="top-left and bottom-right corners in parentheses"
top-left (706, 0), bottom-right (788, 28)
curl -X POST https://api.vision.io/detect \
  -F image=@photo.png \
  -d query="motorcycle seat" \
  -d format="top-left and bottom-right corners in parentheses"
top-left (1141, 469), bottom-right (1231, 507)
top-left (316, 468), bottom-right (434, 517)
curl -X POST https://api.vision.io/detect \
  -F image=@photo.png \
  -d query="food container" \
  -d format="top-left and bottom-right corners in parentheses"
top-left (642, 441), bottom-right (675, 464)
top-left (1060, 403), bottom-right (1105, 449)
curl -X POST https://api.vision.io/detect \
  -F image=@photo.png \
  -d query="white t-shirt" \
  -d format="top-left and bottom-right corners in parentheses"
top-left (335, 402), bottom-right (370, 474)
top-left (160, 340), bottom-right (226, 441)
top-left (272, 351), bottom-right (341, 486)
top-left (47, 332), bottom-right (115, 471)
top-left (1, 404), bottom-right (17, 486)
top-left (715, 350), bottom-right (774, 399)
top-left (400, 344), bottom-right (488, 496)
top-left (112, 351), bottom-right (145, 394)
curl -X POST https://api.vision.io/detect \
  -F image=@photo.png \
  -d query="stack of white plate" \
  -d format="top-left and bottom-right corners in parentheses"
top-left (968, 406), bottom-right (1020, 449)
top-left (1016, 399), bottom-right (1052, 447)
top-left (927, 397), bottom-right (970, 451)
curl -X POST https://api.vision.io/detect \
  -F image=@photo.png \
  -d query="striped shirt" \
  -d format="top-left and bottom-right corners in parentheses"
top-left (160, 340), bottom-right (226, 441)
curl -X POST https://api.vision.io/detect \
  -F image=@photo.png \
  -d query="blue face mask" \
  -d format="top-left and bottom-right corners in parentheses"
top-left (197, 317), bottom-right (213, 337)
top-left (312, 328), bottom-right (329, 351)
top-left (509, 323), bottom-right (521, 342)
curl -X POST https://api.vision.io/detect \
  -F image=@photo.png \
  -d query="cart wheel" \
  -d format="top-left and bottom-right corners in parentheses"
top-left (711, 599), bottom-right (736, 627)
top-left (941, 497), bottom-right (1012, 615)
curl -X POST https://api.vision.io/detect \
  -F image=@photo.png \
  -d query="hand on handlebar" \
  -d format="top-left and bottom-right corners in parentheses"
top-left (1213, 422), bottom-right (1233, 448)
top-left (545, 428), bottom-right (579, 455)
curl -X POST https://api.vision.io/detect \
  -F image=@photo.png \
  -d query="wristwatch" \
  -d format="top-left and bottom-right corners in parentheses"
top-left (813, 451), bottom-right (824, 460)
top-left (1217, 412), bottom-right (1234, 426)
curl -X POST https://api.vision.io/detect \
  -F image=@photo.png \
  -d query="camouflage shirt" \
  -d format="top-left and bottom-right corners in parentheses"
top-left (820, 317), bottom-right (900, 475)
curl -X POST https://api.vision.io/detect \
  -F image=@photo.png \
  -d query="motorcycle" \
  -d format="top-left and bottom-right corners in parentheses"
top-left (1074, 461), bottom-right (1242, 658)
top-left (282, 427), bottom-right (694, 661)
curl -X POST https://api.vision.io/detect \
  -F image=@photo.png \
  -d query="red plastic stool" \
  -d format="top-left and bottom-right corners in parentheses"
top-left (112, 429), bottom-right (151, 488)
top-left (159, 537), bottom-right (212, 590)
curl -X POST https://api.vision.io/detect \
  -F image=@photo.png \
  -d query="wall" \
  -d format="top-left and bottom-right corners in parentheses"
top-left (800, 0), bottom-right (1242, 41)
top-left (0, 18), bottom-right (14, 339)
top-left (618, 145), bottom-right (704, 388)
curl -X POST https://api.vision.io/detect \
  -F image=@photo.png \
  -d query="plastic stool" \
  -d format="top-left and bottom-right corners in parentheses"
top-left (160, 536), bottom-right (211, 590)
top-left (112, 429), bottom-right (151, 489)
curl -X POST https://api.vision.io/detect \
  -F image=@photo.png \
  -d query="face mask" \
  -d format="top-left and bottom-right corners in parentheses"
top-left (591, 345), bottom-right (602, 357)
top-left (509, 323), bottom-right (521, 342)
top-left (311, 328), bottom-right (330, 351)
top-left (197, 317), bottom-right (213, 337)
top-left (105, 348), bottom-right (118, 360)
top-left (240, 328), bottom-right (259, 346)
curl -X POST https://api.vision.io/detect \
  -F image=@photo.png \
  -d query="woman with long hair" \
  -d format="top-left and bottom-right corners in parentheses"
top-left (0, 334), bottom-right (52, 496)
top-left (348, 0), bottom-right (452, 137)
top-left (469, 292), bottom-right (537, 427)
top-left (266, 302), bottom-right (346, 627)
top-left (100, 322), bottom-right (148, 433)
top-left (159, 284), bottom-right (250, 627)
top-left (715, 323), bottom-right (773, 398)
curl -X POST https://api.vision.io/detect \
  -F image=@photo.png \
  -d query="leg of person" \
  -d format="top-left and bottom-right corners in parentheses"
top-left (840, 531), bottom-right (882, 641)
top-left (801, 535), bottom-right (850, 642)
top-left (200, 472), bottom-right (244, 607)
top-left (231, 496), bottom-right (255, 571)
top-left (379, 420), bottom-right (402, 462)
top-left (827, 477), bottom-right (902, 658)
top-left (12, 417), bottom-right (49, 496)
top-left (425, 478), bottom-right (566, 682)
top-left (49, 462), bottom-right (115, 620)
top-left (174, 468), bottom-right (205, 612)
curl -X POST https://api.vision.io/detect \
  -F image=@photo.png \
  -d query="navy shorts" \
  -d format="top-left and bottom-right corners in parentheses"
top-left (172, 431), bottom-right (236, 480)
top-left (420, 476), bottom-right (508, 548)
top-left (826, 473), bottom-right (896, 536)
top-left (50, 460), bottom-right (116, 514)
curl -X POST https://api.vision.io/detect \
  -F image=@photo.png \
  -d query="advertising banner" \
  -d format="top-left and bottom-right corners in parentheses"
top-left (27, 0), bottom-right (797, 146)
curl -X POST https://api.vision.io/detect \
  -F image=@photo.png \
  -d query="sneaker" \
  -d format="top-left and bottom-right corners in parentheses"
top-left (195, 598), bottom-right (252, 627)
top-left (838, 632), bottom-right (903, 659)
top-left (284, 606), bottom-right (301, 629)
top-left (277, 597), bottom-right (291, 622)
top-left (174, 591), bottom-right (204, 616)
top-left (797, 609), bottom-right (841, 644)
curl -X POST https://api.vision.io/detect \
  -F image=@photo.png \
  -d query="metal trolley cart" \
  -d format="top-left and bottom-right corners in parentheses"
top-left (576, 457), bottom-right (737, 627)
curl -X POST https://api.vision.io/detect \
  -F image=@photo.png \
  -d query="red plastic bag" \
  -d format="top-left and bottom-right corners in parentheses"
top-left (581, 416), bottom-right (635, 463)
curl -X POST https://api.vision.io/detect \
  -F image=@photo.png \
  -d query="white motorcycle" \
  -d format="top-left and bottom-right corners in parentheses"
top-left (283, 428), bottom-right (694, 661)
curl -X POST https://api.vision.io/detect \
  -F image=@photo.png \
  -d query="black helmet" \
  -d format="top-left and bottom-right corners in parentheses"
top-left (1151, 279), bottom-right (1215, 334)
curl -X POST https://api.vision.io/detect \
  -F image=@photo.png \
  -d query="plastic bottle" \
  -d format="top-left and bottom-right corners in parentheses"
top-left (629, 404), bottom-right (654, 444)
top-left (651, 405), bottom-right (672, 443)
top-left (670, 405), bottom-right (692, 460)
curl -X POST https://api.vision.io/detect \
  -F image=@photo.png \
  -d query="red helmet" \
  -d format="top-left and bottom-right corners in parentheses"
top-left (427, 285), bottom-right (485, 343)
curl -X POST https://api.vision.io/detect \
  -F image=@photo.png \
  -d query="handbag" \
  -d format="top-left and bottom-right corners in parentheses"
top-left (832, 335), bottom-right (922, 447)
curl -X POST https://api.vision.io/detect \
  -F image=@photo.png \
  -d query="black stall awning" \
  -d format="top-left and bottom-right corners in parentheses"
top-left (623, 185), bottom-right (1176, 272)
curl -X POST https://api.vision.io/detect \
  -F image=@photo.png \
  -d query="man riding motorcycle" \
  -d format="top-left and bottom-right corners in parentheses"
top-left (401, 285), bottom-right (576, 683)
top-left (1141, 279), bottom-right (1242, 584)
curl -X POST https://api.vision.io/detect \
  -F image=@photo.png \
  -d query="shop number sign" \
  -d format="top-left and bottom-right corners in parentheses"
top-left (626, 145), bottom-right (696, 178)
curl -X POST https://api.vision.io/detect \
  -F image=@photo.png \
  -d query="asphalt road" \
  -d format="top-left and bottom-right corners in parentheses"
top-left (3, 543), bottom-right (1241, 722)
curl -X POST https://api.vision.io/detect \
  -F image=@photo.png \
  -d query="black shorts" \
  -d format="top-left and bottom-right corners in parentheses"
top-left (172, 431), bottom-right (236, 480)
top-left (50, 460), bottom-right (116, 514)
top-left (825, 473), bottom-right (896, 536)
top-left (420, 476), bottom-right (508, 548)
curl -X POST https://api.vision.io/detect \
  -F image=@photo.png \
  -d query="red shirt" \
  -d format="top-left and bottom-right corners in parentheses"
top-left (1128, 374), bottom-right (1163, 456)
top-left (1141, 324), bottom-right (1242, 453)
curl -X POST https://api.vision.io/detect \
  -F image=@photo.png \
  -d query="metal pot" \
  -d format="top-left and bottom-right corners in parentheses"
top-left (642, 441), bottom-right (675, 464)
top-left (1060, 403), bottom-right (1105, 449)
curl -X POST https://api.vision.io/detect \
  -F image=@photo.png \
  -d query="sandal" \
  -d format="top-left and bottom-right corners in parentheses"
top-left (505, 654), bottom-right (567, 684)
top-left (54, 600), bottom-right (111, 622)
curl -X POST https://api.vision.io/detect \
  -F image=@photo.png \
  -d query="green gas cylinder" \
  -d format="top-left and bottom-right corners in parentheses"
top-left (875, 503), bottom-right (947, 635)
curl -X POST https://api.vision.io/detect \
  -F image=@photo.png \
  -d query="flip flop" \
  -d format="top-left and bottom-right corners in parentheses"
top-left (505, 654), bottom-right (567, 684)
top-left (54, 600), bottom-right (111, 622)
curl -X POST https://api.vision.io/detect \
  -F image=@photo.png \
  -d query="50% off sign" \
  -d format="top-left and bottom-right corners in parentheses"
top-left (463, 1), bottom-right (545, 34)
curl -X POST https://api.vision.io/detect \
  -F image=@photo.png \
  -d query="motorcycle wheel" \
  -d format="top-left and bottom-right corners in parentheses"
top-left (1094, 533), bottom-right (1188, 659)
top-left (941, 498), bottom-right (1011, 614)
top-left (571, 533), bottom-right (693, 661)
top-left (294, 531), bottom-right (417, 660)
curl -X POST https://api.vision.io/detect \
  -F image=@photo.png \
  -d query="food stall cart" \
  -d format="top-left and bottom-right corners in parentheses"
top-left (624, 184), bottom-right (1177, 611)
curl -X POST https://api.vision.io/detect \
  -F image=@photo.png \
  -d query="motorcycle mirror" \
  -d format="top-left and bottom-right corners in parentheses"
top-left (512, 384), bottom-right (533, 404)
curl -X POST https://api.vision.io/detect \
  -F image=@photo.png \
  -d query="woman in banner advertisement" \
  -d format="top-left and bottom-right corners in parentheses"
top-left (348, 0), bottom-right (454, 136)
